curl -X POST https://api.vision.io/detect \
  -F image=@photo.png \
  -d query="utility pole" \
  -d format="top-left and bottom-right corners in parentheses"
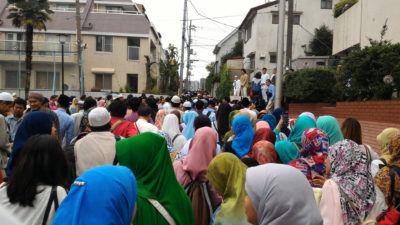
top-left (186, 20), bottom-right (194, 92)
top-left (286, 0), bottom-right (294, 68)
top-left (275, 0), bottom-right (286, 109)
top-left (179, 0), bottom-right (188, 95)
top-left (76, 0), bottom-right (84, 96)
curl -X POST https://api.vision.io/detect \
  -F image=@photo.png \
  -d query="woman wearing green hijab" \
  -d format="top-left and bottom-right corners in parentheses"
top-left (275, 116), bottom-right (317, 164)
top-left (207, 153), bottom-right (252, 225)
top-left (116, 132), bottom-right (194, 225)
top-left (316, 115), bottom-right (344, 145)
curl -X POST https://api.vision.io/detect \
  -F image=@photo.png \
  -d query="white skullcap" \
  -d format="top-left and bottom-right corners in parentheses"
top-left (88, 107), bottom-right (111, 127)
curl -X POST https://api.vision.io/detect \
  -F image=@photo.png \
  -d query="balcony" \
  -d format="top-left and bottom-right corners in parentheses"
top-left (91, 9), bottom-right (141, 15)
top-left (0, 40), bottom-right (76, 63)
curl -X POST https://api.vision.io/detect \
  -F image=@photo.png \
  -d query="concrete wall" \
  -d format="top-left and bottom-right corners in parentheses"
top-left (333, 0), bottom-right (400, 55)
top-left (243, 0), bottom-right (339, 74)
top-left (215, 30), bottom-right (239, 73)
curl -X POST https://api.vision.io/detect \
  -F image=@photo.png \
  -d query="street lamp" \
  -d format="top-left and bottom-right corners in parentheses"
top-left (58, 34), bottom-right (67, 95)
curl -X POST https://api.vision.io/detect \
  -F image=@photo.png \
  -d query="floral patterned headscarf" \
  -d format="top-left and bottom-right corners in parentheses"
top-left (329, 139), bottom-right (375, 224)
top-left (288, 128), bottom-right (329, 185)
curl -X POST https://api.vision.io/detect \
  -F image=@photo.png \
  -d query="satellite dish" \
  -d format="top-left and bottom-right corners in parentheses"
top-left (383, 75), bottom-right (394, 84)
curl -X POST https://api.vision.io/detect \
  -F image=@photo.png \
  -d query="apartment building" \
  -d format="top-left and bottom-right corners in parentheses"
top-left (238, 0), bottom-right (339, 75)
top-left (213, 29), bottom-right (242, 74)
top-left (0, 0), bottom-right (162, 97)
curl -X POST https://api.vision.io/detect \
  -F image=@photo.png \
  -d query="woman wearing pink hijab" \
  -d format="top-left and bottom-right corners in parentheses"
top-left (97, 99), bottom-right (106, 107)
top-left (256, 121), bottom-right (270, 130)
top-left (173, 127), bottom-right (222, 220)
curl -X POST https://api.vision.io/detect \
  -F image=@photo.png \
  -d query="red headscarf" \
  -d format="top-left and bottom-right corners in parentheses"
top-left (251, 141), bottom-right (278, 164)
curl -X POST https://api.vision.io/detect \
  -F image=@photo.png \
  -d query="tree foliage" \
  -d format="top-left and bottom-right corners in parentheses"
top-left (283, 68), bottom-right (336, 103)
top-left (160, 44), bottom-right (180, 94)
top-left (220, 41), bottom-right (243, 64)
top-left (216, 65), bottom-right (232, 98)
top-left (309, 25), bottom-right (333, 56)
top-left (334, 0), bottom-right (358, 18)
top-left (8, 0), bottom-right (53, 99)
top-left (335, 41), bottom-right (400, 101)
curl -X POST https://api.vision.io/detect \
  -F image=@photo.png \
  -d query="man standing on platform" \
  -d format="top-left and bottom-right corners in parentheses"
top-left (233, 75), bottom-right (241, 96)
top-left (240, 69), bottom-right (248, 97)
top-left (260, 67), bottom-right (270, 104)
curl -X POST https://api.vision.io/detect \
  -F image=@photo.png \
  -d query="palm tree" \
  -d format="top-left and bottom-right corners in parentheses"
top-left (7, 0), bottom-right (53, 99)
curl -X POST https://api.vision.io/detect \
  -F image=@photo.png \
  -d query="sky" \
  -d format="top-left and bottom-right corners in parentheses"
top-left (137, 0), bottom-right (269, 82)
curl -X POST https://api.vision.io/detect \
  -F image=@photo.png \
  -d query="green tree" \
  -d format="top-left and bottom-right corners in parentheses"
top-left (283, 68), bottom-right (336, 103)
top-left (7, 0), bottom-right (53, 99)
top-left (309, 25), bottom-right (333, 56)
top-left (334, 0), bottom-right (358, 18)
top-left (336, 41), bottom-right (400, 101)
top-left (216, 65), bottom-right (232, 98)
top-left (159, 44), bottom-right (180, 93)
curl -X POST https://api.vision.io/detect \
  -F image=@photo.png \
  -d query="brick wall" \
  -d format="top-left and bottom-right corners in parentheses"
top-left (289, 101), bottom-right (400, 153)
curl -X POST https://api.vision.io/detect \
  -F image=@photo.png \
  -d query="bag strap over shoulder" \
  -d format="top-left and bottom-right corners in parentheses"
top-left (148, 199), bottom-right (177, 225)
top-left (42, 186), bottom-right (59, 225)
top-left (110, 119), bottom-right (124, 132)
top-left (172, 134), bottom-right (180, 143)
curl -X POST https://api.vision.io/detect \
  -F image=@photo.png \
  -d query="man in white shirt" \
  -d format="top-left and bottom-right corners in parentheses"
top-left (233, 75), bottom-right (241, 96)
top-left (270, 68), bottom-right (277, 85)
top-left (0, 92), bottom-right (13, 178)
top-left (260, 67), bottom-right (270, 103)
top-left (74, 107), bottom-right (116, 177)
top-left (135, 106), bottom-right (158, 134)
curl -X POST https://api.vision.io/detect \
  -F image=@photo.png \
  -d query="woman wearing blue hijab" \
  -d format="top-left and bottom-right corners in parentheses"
top-left (6, 111), bottom-right (54, 177)
top-left (261, 114), bottom-right (277, 130)
top-left (52, 165), bottom-right (137, 225)
top-left (182, 111), bottom-right (198, 140)
top-left (224, 116), bottom-right (255, 158)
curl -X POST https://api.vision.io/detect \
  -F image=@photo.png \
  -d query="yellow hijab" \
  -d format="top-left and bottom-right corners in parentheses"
top-left (377, 128), bottom-right (400, 162)
top-left (206, 153), bottom-right (252, 225)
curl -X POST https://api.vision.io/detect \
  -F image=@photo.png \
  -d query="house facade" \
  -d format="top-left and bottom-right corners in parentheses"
top-left (239, 0), bottom-right (339, 75)
top-left (213, 29), bottom-right (242, 74)
top-left (332, 0), bottom-right (400, 55)
top-left (0, 0), bottom-right (162, 97)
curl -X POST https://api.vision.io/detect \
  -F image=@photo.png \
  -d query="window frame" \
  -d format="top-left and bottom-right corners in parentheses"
top-left (95, 73), bottom-right (113, 90)
top-left (321, 0), bottom-right (333, 9)
top-left (4, 70), bottom-right (26, 89)
top-left (96, 36), bottom-right (113, 53)
top-left (127, 37), bottom-right (140, 61)
top-left (269, 52), bottom-right (277, 63)
top-left (35, 71), bottom-right (61, 90)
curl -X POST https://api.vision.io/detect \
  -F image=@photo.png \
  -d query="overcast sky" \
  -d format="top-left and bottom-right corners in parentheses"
top-left (137, 0), bottom-right (269, 82)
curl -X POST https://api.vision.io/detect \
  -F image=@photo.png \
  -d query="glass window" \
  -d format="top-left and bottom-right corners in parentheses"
top-left (128, 37), bottom-right (140, 60)
top-left (36, 71), bottom-right (60, 89)
top-left (269, 53), bottom-right (277, 63)
top-left (128, 37), bottom-right (140, 47)
top-left (106, 6), bottom-right (123, 13)
top-left (293, 15), bottom-right (300, 25)
top-left (272, 14), bottom-right (279, 24)
top-left (246, 23), bottom-right (252, 41)
top-left (96, 36), bottom-right (113, 53)
top-left (95, 74), bottom-right (112, 90)
top-left (5, 71), bottom-right (26, 88)
top-left (321, 0), bottom-right (333, 9)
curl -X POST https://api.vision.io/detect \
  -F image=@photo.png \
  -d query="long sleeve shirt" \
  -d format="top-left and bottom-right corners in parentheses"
top-left (268, 84), bottom-right (275, 101)
top-left (240, 74), bottom-right (249, 87)
top-left (0, 115), bottom-right (11, 169)
top-left (5, 115), bottom-right (23, 142)
top-left (55, 108), bottom-right (75, 147)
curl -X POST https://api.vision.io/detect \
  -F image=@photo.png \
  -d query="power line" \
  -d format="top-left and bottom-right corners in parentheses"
top-left (184, 14), bottom-right (246, 21)
top-left (188, 0), bottom-right (238, 29)
top-left (298, 24), bottom-right (332, 51)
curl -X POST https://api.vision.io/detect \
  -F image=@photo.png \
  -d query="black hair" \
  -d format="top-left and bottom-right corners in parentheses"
top-left (241, 69), bottom-right (246, 73)
top-left (194, 115), bottom-right (211, 131)
top-left (138, 106), bottom-right (152, 117)
top-left (242, 97), bottom-right (250, 107)
top-left (171, 102), bottom-right (180, 108)
top-left (127, 94), bottom-right (133, 100)
top-left (262, 67), bottom-right (267, 71)
top-left (43, 98), bottom-right (49, 105)
top-left (195, 100), bottom-right (204, 110)
top-left (127, 97), bottom-right (141, 112)
top-left (7, 134), bottom-right (69, 207)
top-left (90, 122), bottom-right (111, 132)
top-left (266, 79), bottom-right (272, 83)
top-left (108, 100), bottom-right (127, 118)
top-left (223, 97), bottom-right (230, 103)
top-left (80, 95), bottom-right (86, 101)
top-left (13, 98), bottom-right (27, 109)
top-left (106, 95), bottom-right (113, 101)
top-left (58, 94), bottom-right (70, 108)
top-left (217, 103), bottom-right (232, 140)
top-left (241, 158), bottom-right (259, 167)
top-left (83, 97), bottom-right (97, 111)
top-left (208, 100), bottom-right (215, 108)
top-left (255, 72), bottom-right (262, 79)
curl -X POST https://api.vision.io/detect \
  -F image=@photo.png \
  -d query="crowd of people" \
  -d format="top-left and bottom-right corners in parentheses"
top-left (0, 90), bottom-right (399, 225)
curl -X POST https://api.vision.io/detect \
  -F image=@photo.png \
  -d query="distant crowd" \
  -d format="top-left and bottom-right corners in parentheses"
top-left (0, 90), bottom-right (399, 225)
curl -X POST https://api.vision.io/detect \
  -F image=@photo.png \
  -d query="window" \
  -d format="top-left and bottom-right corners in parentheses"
top-left (250, 56), bottom-right (255, 71)
top-left (273, 14), bottom-right (300, 25)
top-left (36, 72), bottom-right (60, 90)
top-left (245, 23), bottom-right (252, 41)
top-left (95, 74), bottom-right (112, 90)
top-left (5, 33), bottom-right (24, 54)
top-left (321, 0), bottom-right (333, 9)
top-left (106, 6), bottom-right (123, 13)
top-left (272, 14), bottom-right (279, 24)
top-left (55, 4), bottom-right (76, 11)
top-left (45, 34), bottom-right (71, 55)
top-left (269, 52), bottom-right (277, 63)
top-left (238, 31), bottom-right (243, 41)
top-left (127, 37), bottom-right (140, 60)
top-left (4, 71), bottom-right (26, 88)
top-left (96, 36), bottom-right (113, 53)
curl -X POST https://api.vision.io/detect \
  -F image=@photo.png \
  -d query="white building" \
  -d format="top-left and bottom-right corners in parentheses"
top-left (239, 0), bottom-right (339, 75)
top-left (333, 0), bottom-right (400, 55)
top-left (213, 29), bottom-right (242, 74)
top-left (189, 80), bottom-right (199, 91)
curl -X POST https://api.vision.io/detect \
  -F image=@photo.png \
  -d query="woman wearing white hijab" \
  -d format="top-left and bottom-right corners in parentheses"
top-left (162, 114), bottom-right (187, 152)
top-left (299, 112), bottom-right (317, 122)
top-left (245, 164), bottom-right (323, 225)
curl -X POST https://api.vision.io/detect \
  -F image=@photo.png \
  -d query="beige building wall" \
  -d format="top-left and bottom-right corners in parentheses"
top-left (333, 0), bottom-right (400, 54)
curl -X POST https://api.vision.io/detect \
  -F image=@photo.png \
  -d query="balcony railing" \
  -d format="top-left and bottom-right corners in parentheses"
top-left (0, 40), bottom-right (72, 57)
top-left (91, 9), bottom-right (141, 15)
top-left (128, 46), bottom-right (139, 61)
top-left (50, 7), bottom-right (84, 13)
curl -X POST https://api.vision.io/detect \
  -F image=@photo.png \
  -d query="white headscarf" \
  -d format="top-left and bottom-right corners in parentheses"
top-left (162, 114), bottom-right (187, 151)
top-left (299, 112), bottom-right (317, 122)
top-left (245, 164), bottom-right (323, 225)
